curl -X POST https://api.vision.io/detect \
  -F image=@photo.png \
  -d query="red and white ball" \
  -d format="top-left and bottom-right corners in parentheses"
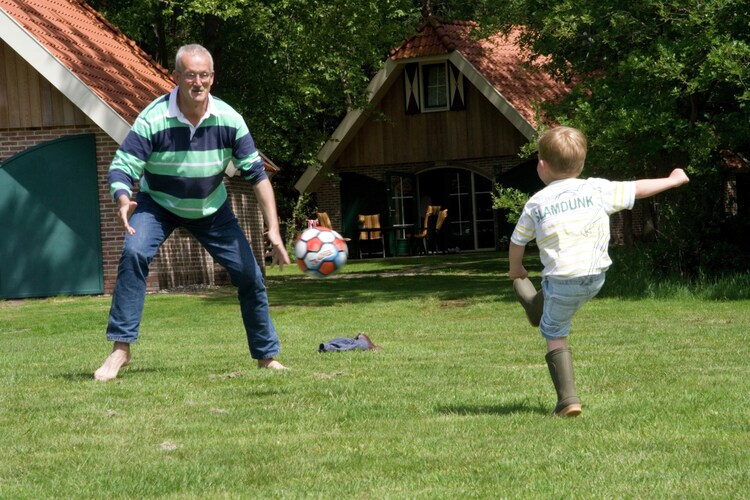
top-left (294, 227), bottom-right (348, 278)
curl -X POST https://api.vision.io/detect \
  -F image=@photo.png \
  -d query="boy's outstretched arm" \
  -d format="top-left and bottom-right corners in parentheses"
top-left (635, 168), bottom-right (690, 199)
top-left (508, 242), bottom-right (528, 280)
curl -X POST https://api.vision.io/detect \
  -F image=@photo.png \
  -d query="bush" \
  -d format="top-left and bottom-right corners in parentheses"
top-left (491, 184), bottom-right (529, 224)
top-left (602, 244), bottom-right (750, 300)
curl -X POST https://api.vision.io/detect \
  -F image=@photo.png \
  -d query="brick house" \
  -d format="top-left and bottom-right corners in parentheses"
top-left (295, 18), bottom-right (570, 255)
top-left (0, 0), bottom-right (276, 299)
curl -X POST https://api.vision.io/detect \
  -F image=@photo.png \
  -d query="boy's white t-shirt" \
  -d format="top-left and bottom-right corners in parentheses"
top-left (511, 177), bottom-right (636, 278)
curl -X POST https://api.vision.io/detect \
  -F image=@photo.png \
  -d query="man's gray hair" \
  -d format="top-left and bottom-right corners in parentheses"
top-left (175, 44), bottom-right (214, 72)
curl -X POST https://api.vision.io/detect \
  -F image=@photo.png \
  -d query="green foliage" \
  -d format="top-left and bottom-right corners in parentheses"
top-left (603, 244), bottom-right (750, 299)
top-left (491, 184), bottom-right (529, 224)
top-left (474, 0), bottom-right (750, 275)
top-left (284, 191), bottom-right (317, 253)
top-left (505, 0), bottom-right (750, 177)
top-left (217, 0), bottom-right (422, 217)
top-left (87, 0), bottom-right (750, 275)
top-left (88, 0), bottom-right (424, 220)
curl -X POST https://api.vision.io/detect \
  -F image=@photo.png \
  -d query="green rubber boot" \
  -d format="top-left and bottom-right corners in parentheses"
top-left (513, 278), bottom-right (544, 327)
top-left (545, 347), bottom-right (582, 417)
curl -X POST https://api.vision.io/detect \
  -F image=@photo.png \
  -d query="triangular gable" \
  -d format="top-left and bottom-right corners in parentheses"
top-left (0, 0), bottom-right (174, 143)
top-left (295, 19), bottom-right (569, 193)
top-left (390, 19), bottom-right (569, 130)
top-left (0, 0), bottom-right (277, 171)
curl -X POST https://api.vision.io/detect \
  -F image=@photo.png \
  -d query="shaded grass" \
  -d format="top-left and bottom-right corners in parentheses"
top-left (1, 251), bottom-right (749, 497)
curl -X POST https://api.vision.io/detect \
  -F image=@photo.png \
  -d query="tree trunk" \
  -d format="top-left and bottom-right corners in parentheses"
top-left (203, 14), bottom-right (224, 92)
top-left (622, 210), bottom-right (633, 247)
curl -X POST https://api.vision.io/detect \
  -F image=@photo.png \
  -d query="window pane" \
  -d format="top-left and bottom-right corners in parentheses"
top-left (390, 175), bottom-right (415, 238)
top-left (475, 192), bottom-right (493, 220)
top-left (423, 63), bottom-right (447, 109)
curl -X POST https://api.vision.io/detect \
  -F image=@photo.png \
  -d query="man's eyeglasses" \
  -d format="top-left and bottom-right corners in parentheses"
top-left (181, 71), bottom-right (213, 82)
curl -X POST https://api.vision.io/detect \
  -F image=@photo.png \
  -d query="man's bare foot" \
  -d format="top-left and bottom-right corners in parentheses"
top-left (258, 358), bottom-right (287, 370)
top-left (94, 342), bottom-right (131, 381)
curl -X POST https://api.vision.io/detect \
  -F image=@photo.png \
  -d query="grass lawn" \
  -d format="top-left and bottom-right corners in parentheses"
top-left (1, 251), bottom-right (749, 498)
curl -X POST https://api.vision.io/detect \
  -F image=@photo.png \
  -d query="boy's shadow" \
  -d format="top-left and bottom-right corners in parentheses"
top-left (437, 401), bottom-right (549, 416)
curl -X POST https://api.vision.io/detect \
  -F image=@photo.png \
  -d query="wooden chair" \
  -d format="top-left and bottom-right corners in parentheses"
top-left (357, 214), bottom-right (385, 258)
top-left (435, 208), bottom-right (449, 253)
top-left (316, 211), bottom-right (350, 242)
top-left (316, 211), bottom-right (332, 229)
top-left (411, 205), bottom-right (440, 254)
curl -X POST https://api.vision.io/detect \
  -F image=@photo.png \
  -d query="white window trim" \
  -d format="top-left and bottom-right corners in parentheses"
top-left (419, 61), bottom-right (450, 112)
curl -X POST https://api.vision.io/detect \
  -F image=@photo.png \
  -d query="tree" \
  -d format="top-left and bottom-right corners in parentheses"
top-left (474, 0), bottom-right (750, 273)
top-left (89, 0), bottom-right (750, 273)
top-left (89, 0), bottom-right (424, 219)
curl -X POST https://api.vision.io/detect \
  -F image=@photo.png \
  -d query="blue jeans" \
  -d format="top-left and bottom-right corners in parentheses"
top-left (106, 193), bottom-right (281, 360)
top-left (539, 273), bottom-right (606, 340)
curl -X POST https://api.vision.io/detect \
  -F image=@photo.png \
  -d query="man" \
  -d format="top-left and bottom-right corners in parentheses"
top-left (95, 44), bottom-right (289, 381)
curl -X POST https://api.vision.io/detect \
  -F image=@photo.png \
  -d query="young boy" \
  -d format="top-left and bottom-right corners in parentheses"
top-left (509, 126), bottom-right (689, 417)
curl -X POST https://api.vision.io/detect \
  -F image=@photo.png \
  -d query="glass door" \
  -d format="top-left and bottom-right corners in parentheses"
top-left (418, 167), bottom-right (497, 251)
top-left (386, 173), bottom-right (417, 255)
top-left (472, 174), bottom-right (495, 249)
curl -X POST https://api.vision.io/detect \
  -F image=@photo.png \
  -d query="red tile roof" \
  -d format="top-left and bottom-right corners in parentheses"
top-left (1, 0), bottom-right (279, 171)
top-left (390, 18), bottom-right (570, 127)
top-left (0, 0), bottom-right (174, 125)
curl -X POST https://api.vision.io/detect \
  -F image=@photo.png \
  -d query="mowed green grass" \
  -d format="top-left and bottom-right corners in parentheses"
top-left (1, 251), bottom-right (748, 498)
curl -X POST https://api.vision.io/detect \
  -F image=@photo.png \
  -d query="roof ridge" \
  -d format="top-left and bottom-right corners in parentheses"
top-left (74, 0), bottom-right (172, 80)
top-left (426, 16), bottom-right (455, 51)
top-left (390, 16), bottom-right (475, 57)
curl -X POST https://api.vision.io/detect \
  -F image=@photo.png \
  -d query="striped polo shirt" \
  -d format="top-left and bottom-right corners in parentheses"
top-left (511, 177), bottom-right (636, 277)
top-left (109, 88), bottom-right (267, 219)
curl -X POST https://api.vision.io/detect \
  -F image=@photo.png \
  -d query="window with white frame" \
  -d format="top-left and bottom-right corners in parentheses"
top-left (420, 62), bottom-right (449, 111)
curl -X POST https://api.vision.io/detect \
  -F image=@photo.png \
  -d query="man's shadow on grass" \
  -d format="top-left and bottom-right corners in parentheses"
top-left (60, 366), bottom-right (160, 382)
top-left (437, 401), bottom-right (549, 416)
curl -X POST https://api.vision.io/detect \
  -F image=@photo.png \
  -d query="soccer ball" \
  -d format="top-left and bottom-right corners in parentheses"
top-left (294, 227), bottom-right (348, 278)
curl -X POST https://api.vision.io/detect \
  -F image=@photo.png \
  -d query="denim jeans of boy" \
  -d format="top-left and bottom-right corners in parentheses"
top-left (539, 273), bottom-right (606, 340)
top-left (106, 193), bottom-right (281, 360)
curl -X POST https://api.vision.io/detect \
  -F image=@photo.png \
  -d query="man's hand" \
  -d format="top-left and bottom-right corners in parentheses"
top-left (265, 229), bottom-right (291, 270)
top-left (117, 195), bottom-right (137, 235)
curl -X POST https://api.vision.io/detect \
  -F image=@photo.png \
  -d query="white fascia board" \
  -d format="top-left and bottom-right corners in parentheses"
top-left (295, 58), bottom-right (400, 194)
top-left (0, 8), bottom-right (131, 143)
top-left (448, 51), bottom-right (537, 140)
top-left (293, 161), bottom-right (324, 193)
top-left (318, 57), bottom-right (400, 165)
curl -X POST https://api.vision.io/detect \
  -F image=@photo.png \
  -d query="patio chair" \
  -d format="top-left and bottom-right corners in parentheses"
top-left (316, 211), bottom-right (351, 242)
top-left (357, 213), bottom-right (386, 258)
top-left (411, 205), bottom-right (440, 254)
top-left (435, 208), bottom-right (449, 253)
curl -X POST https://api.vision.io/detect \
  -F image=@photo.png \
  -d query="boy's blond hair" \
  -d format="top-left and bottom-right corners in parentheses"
top-left (537, 126), bottom-right (587, 175)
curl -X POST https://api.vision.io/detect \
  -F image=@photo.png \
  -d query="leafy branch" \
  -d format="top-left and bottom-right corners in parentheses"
top-left (491, 184), bottom-right (529, 224)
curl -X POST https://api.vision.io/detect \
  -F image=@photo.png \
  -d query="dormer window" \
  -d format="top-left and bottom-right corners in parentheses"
top-left (421, 63), bottom-right (449, 111)
top-left (404, 61), bottom-right (465, 114)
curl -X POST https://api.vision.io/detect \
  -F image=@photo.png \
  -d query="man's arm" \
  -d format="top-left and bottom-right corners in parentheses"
top-left (253, 178), bottom-right (291, 269)
top-left (635, 168), bottom-right (690, 199)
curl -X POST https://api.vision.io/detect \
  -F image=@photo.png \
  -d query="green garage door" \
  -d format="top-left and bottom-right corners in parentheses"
top-left (0, 134), bottom-right (103, 298)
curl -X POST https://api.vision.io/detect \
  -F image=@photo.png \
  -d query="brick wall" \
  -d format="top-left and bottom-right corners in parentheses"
top-left (1, 126), bottom-right (266, 295)
top-left (155, 177), bottom-right (265, 289)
